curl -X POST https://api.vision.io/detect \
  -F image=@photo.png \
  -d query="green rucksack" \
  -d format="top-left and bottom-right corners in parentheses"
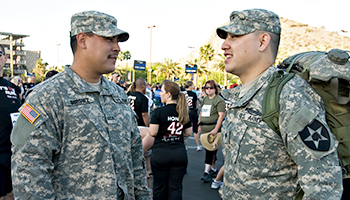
top-left (262, 49), bottom-right (350, 177)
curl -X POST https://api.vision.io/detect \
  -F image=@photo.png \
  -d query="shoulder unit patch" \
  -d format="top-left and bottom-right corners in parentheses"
top-left (299, 119), bottom-right (330, 151)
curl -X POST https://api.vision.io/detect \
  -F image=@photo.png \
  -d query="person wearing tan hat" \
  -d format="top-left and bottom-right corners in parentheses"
top-left (218, 9), bottom-right (342, 199)
top-left (198, 80), bottom-right (225, 183)
top-left (11, 11), bottom-right (151, 199)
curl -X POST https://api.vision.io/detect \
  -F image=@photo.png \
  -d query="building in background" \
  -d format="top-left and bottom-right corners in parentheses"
top-left (0, 32), bottom-right (40, 77)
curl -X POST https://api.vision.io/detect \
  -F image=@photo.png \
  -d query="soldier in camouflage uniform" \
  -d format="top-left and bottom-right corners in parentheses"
top-left (10, 11), bottom-right (151, 200)
top-left (216, 9), bottom-right (343, 199)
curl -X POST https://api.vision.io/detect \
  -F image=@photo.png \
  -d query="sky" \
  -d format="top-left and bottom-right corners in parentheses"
top-left (3, 0), bottom-right (350, 67)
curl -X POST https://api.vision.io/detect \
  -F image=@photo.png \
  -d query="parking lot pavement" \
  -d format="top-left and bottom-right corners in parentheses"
top-left (183, 136), bottom-right (223, 200)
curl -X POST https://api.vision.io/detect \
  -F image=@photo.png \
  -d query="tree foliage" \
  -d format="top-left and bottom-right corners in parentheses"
top-left (153, 58), bottom-right (180, 80)
top-left (199, 44), bottom-right (215, 69)
top-left (32, 58), bottom-right (49, 82)
top-left (116, 51), bottom-right (132, 81)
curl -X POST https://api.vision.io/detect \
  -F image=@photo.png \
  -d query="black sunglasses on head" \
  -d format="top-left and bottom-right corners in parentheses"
top-left (0, 52), bottom-right (6, 57)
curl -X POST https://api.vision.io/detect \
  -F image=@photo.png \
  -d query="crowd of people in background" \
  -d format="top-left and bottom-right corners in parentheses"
top-left (113, 76), bottom-right (232, 197)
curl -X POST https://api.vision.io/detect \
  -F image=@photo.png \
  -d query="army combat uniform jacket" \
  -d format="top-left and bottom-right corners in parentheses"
top-left (220, 66), bottom-right (343, 200)
top-left (11, 67), bottom-right (151, 200)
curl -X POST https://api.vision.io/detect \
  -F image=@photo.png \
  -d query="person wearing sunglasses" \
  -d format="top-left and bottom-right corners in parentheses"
top-left (198, 80), bottom-right (225, 183)
top-left (0, 44), bottom-right (21, 200)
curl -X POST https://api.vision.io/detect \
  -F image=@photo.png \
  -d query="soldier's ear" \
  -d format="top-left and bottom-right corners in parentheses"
top-left (258, 33), bottom-right (270, 52)
top-left (76, 33), bottom-right (88, 49)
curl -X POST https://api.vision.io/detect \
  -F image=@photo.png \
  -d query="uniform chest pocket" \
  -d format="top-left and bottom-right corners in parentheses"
top-left (222, 120), bottom-right (248, 163)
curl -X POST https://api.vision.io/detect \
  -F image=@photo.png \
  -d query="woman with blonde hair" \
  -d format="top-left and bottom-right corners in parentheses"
top-left (149, 81), bottom-right (192, 200)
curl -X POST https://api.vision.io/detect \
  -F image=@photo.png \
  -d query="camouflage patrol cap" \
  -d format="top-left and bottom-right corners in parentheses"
top-left (216, 9), bottom-right (281, 39)
top-left (70, 11), bottom-right (129, 42)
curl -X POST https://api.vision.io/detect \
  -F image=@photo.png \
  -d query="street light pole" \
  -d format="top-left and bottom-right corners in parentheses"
top-left (188, 46), bottom-right (197, 87)
top-left (147, 25), bottom-right (155, 84)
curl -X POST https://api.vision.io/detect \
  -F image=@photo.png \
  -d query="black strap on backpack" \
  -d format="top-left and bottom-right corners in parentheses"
top-left (262, 70), bottom-right (295, 135)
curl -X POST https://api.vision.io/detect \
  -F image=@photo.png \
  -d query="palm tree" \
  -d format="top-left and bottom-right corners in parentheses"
top-left (123, 51), bottom-right (131, 81)
top-left (199, 44), bottom-right (215, 81)
top-left (117, 51), bottom-right (131, 81)
top-left (32, 58), bottom-right (48, 82)
top-left (117, 51), bottom-right (125, 61)
top-left (153, 58), bottom-right (180, 80)
top-left (212, 53), bottom-right (227, 86)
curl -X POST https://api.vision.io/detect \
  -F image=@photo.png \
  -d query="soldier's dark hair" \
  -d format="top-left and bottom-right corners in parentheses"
top-left (70, 32), bottom-right (94, 55)
top-left (268, 32), bottom-right (280, 60)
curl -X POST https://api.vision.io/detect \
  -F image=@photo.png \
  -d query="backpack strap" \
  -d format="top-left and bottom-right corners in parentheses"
top-left (285, 52), bottom-right (325, 73)
top-left (330, 78), bottom-right (350, 105)
top-left (285, 54), bottom-right (305, 72)
top-left (262, 70), bottom-right (295, 135)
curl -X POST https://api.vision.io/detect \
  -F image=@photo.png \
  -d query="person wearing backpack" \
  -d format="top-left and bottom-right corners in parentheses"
top-left (217, 8), bottom-right (343, 199)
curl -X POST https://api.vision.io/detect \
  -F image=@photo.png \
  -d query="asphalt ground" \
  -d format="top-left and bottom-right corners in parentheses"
top-left (182, 136), bottom-right (223, 200)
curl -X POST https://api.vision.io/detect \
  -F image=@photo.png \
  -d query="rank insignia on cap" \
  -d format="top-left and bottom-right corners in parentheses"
top-left (21, 103), bottom-right (40, 124)
top-left (299, 120), bottom-right (330, 151)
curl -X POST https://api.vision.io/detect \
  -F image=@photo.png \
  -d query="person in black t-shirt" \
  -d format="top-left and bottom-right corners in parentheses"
top-left (149, 81), bottom-right (192, 200)
top-left (184, 81), bottom-right (202, 151)
top-left (0, 44), bottom-right (21, 200)
top-left (128, 78), bottom-right (149, 127)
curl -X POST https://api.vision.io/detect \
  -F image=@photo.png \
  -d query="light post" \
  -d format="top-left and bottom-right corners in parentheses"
top-left (341, 30), bottom-right (348, 49)
top-left (148, 68), bottom-right (152, 83)
top-left (147, 25), bottom-right (155, 83)
top-left (188, 46), bottom-right (197, 87)
top-left (56, 44), bottom-right (60, 67)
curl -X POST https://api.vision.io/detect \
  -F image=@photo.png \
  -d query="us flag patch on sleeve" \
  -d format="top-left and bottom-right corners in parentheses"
top-left (21, 103), bottom-right (40, 124)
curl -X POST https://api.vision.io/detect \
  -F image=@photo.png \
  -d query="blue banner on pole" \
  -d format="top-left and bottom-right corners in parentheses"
top-left (185, 64), bottom-right (197, 74)
top-left (134, 60), bottom-right (146, 70)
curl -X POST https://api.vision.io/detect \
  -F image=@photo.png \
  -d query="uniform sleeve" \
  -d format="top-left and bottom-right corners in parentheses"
top-left (279, 81), bottom-right (343, 199)
top-left (11, 95), bottom-right (61, 199)
top-left (130, 119), bottom-right (152, 200)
